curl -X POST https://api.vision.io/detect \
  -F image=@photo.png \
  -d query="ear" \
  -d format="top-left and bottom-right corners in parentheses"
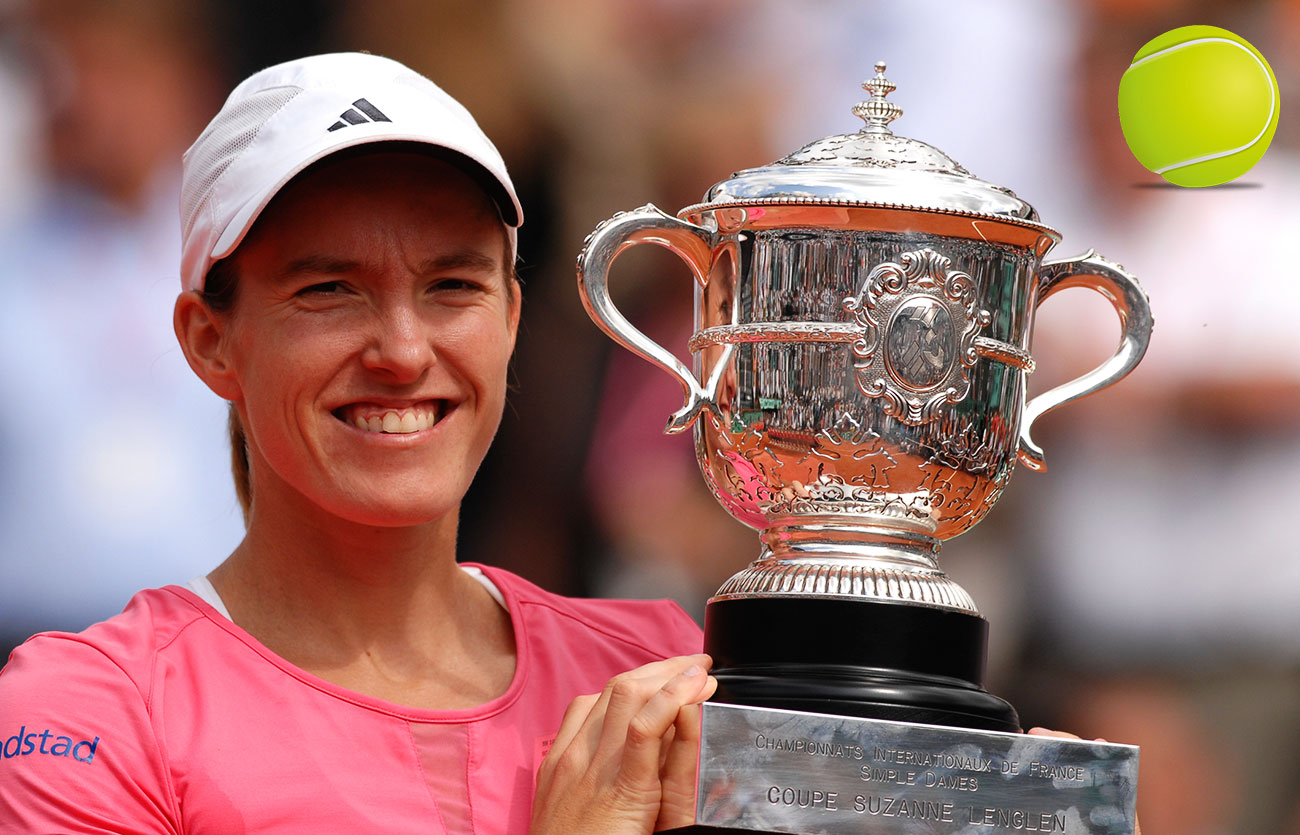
top-left (174, 291), bottom-right (241, 401)
top-left (506, 278), bottom-right (522, 355)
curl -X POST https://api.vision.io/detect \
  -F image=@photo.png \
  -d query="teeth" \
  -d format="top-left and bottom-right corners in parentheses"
top-left (342, 403), bottom-right (441, 435)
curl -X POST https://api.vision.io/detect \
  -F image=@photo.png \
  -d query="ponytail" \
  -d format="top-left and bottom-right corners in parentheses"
top-left (228, 403), bottom-right (251, 526)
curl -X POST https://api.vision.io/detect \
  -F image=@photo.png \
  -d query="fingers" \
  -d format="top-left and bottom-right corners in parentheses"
top-left (665, 679), bottom-right (712, 755)
top-left (541, 655), bottom-right (714, 787)
top-left (532, 655), bottom-right (717, 834)
top-left (655, 685), bottom-right (717, 831)
top-left (538, 692), bottom-right (600, 786)
top-left (1027, 727), bottom-right (1109, 743)
top-left (589, 654), bottom-right (711, 766)
top-left (1026, 727), bottom-right (1081, 740)
top-left (599, 655), bottom-right (713, 726)
top-left (615, 662), bottom-right (713, 786)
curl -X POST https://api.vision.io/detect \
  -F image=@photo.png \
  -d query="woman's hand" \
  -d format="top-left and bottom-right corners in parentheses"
top-left (1027, 727), bottom-right (1141, 835)
top-left (531, 654), bottom-right (717, 834)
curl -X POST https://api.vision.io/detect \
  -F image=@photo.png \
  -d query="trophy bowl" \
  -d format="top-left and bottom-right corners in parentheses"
top-left (577, 62), bottom-right (1148, 833)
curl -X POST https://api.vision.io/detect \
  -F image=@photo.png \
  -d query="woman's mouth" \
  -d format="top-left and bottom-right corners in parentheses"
top-left (333, 401), bottom-right (445, 434)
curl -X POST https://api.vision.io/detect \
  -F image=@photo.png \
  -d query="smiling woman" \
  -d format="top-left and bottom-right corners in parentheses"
top-left (181, 150), bottom-right (521, 531)
top-left (0, 53), bottom-right (708, 834)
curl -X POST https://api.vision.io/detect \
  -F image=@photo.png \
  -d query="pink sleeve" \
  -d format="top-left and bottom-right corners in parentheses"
top-left (663, 601), bottom-right (705, 656)
top-left (0, 635), bottom-right (180, 833)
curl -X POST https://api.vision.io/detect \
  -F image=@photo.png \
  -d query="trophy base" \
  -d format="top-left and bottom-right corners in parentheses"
top-left (665, 702), bottom-right (1139, 835)
top-left (704, 596), bottom-right (1018, 732)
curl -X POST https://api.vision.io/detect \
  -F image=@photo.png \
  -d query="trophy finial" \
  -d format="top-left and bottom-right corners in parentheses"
top-left (853, 60), bottom-right (902, 134)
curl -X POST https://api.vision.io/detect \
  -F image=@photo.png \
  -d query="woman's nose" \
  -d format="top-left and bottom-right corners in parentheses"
top-left (360, 304), bottom-right (434, 384)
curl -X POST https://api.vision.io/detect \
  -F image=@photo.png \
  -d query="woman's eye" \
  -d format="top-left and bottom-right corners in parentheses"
top-left (297, 281), bottom-right (346, 296)
top-left (431, 278), bottom-right (481, 294)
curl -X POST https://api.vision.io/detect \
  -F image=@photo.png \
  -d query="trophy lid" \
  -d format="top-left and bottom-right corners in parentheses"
top-left (689, 62), bottom-right (1053, 232)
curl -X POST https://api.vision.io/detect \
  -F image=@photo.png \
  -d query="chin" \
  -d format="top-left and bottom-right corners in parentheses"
top-left (314, 478), bottom-right (465, 529)
top-left (332, 498), bottom-right (458, 529)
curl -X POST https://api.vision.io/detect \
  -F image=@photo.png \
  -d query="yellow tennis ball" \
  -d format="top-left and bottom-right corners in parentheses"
top-left (1118, 25), bottom-right (1279, 187)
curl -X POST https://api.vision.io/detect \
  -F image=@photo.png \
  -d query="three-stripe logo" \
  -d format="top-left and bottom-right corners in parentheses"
top-left (327, 98), bottom-right (392, 132)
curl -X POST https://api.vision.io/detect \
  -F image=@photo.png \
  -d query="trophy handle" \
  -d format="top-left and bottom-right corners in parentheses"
top-left (577, 203), bottom-right (718, 434)
top-left (1018, 250), bottom-right (1153, 472)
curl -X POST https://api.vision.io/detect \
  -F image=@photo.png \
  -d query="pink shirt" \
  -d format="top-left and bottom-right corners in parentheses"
top-left (0, 564), bottom-right (703, 833)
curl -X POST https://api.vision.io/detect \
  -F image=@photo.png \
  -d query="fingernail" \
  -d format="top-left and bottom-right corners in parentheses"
top-left (682, 664), bottom-right (704, 678)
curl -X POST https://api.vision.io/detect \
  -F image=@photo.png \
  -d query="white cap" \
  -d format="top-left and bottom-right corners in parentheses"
top-left (179, 52), bottom-right (523, 293)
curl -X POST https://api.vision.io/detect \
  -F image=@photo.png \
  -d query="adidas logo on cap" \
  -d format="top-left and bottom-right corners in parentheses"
top-left (327, 98), bottom-right (391, 132)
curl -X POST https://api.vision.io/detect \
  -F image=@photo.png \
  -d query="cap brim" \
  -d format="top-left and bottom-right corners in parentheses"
top-left (211, 132), bottom-right (523, 263)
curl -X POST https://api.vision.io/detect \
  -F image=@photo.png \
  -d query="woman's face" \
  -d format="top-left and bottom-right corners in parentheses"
top-left (213, 151), bottom-right (519, 528)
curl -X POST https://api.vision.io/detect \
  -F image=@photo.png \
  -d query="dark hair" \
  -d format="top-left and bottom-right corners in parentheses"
top-left (200, 258), bottom-right (251, 526)
top-left (198, 239), bottom-right (519, 527)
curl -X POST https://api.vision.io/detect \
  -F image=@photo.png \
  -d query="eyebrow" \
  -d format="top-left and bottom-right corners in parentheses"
top-left (416, 251), bottom-right (500, 274)
top-left (276, 250), bottom-right (501, 281)
top-left (278, 255), bottom-right (361, 281)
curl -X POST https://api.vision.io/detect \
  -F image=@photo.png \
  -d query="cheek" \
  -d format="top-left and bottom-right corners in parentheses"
top-left (236, 369), bottom-right (307, 466)
top-left (441, 309), bottom-right (515, 372)
top-left (230, 315), bottom-right (353, 387)
top-left (471, 330), bottom-right (514, 386)
top-left (443, 322), bottom-right (513, 434)
top-left (227, 325), bottom-right (348, 444)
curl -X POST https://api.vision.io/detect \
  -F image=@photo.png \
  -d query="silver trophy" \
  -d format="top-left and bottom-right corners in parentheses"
top-left (577, 63), bottom-right (1149, 835)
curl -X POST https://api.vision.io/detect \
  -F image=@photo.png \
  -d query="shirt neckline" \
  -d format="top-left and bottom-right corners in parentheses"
top-left (162, 562), bottom-right (530, 724)
top-left (185, 565), bottom-right (506, 619)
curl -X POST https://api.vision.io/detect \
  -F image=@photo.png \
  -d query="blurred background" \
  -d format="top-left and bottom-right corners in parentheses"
top-left (1, 0), bottom-right (1297, 831)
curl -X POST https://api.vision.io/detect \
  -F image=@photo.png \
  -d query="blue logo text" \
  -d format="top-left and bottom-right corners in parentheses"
top-left (2, 725), bottom-right (99, 764)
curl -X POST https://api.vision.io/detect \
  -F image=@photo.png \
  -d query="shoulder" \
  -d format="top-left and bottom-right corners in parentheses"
top-left (474, 564), bottom-right (703, 660)
top-left (2, 587), bottom-right (205, 696)
top-left (0, 587), bottom-right (198, 830)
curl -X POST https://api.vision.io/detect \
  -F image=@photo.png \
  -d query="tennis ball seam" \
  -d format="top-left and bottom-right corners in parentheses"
top-left (1125, 37), bottom-right (1276, 174)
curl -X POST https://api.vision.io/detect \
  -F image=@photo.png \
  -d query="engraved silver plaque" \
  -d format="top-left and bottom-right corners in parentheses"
top-left (696, 703), bottom-right (1139, 835)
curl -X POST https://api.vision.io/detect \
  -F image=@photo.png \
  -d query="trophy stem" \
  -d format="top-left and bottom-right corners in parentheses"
top-left (761, 517), bottom-right (941, 570)
top-left (714, 519), bottom-right (979, 614)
